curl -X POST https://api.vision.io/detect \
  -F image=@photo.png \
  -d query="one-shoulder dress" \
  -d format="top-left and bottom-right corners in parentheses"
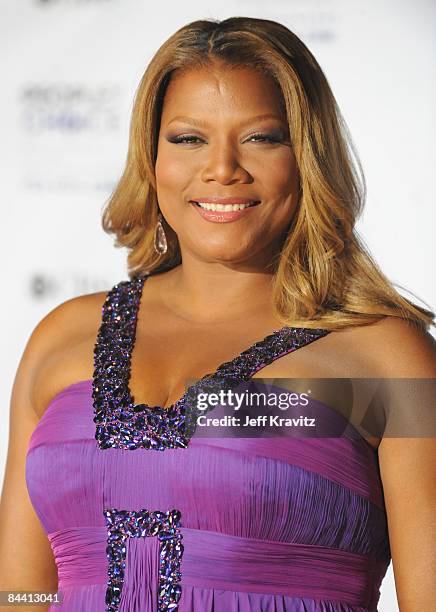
top-left (25, 273), bottom-right (391, 611)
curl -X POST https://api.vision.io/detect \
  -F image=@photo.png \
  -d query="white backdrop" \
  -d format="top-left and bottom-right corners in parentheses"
top-left (1, 1), bottom-right (435, 610)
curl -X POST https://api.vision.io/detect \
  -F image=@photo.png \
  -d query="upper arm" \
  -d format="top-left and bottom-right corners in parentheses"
top-left (0, 309), bottom-right (62, 596)
top-left (379, 438), bottom-right (435, 610)
top-left (0, 292), bottom-right (106, 598)
top-left (376, 318), bottom-right (436, 610)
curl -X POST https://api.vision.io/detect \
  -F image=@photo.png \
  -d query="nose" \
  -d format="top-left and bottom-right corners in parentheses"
top-left (200, 142), bottom-right (252, 185)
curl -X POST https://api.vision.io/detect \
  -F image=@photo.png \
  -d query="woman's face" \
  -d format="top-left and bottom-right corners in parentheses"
top-left (155, 61), bottom-right (299, 268)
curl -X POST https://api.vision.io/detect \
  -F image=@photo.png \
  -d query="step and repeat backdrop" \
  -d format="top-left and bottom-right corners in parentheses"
top-left (1, 2), bottom-right (435, 609)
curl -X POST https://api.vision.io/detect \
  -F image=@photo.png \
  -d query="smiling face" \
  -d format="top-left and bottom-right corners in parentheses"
top-left (155, 60), bottom-right (300, 269)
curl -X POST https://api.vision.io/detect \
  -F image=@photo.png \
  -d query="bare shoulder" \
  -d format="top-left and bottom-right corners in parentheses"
top-left (347, 316), bottom-right (436, 377)
top-left (26, 289), bottom-right (110, 419)
top-left (33, 290), bottom-right (107, 344)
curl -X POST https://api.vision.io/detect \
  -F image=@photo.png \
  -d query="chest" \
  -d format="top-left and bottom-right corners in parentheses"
top-left (128, 321), bottom-right (379, 415)
top-left (128, 325), bottom-right (382, 451)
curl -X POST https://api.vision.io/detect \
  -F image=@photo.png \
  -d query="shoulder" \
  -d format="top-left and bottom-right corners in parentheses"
top-left (30, 289), bottom-right (110, 351)
top-left (348, 316), bottom-right (436, 377)
top-left (22, 288), bottom-right (113, 419)
top-left (291, 316), bottom-right (436, 379)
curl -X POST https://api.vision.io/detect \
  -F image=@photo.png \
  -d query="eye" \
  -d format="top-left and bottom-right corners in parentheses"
top-left (169, 135), bottom-right (203, 145)
top-left (247, 132), bottom-right (284, 144)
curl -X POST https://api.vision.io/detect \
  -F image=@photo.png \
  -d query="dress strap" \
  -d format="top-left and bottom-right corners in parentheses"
top-left (92, 276), bottom-right (145, 449)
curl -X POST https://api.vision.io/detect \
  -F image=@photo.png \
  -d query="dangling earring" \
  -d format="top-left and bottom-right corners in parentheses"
top-left (154, 211), bottom-right (168, 255)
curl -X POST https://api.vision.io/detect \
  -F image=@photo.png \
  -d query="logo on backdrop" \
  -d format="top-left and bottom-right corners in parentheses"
top-left (30, 272), bottom-right (112, 300)
top-left (19, 83), bottom-right (121, 192)
top-left (19, 83), bottom-right (121, 134)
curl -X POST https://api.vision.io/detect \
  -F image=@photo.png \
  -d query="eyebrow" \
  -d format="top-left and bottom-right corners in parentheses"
top-left (166, 113), bottom-right (286, 128)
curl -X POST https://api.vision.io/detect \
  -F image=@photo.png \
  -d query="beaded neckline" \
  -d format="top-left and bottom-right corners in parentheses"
top-left (92, 274), bottom-right (331, 451)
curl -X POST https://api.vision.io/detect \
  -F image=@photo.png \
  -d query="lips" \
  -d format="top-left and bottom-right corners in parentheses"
top-left (189, 198), bottom-right (260, 223)
top-left (189, 198), bottom-right (261, 205)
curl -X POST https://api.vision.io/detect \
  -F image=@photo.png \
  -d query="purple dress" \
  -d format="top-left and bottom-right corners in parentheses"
top-left (25, 274), bottom-right (391, 611)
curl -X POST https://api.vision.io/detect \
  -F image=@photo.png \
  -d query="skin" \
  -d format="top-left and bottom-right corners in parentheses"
top-left (154, 60), bottom-right (299, 321)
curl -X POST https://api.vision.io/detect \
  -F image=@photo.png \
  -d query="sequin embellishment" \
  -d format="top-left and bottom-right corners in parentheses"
top-left (104, 507), bottom-right (183, 612)
top-left (93, 274), bottom-right (331, 450)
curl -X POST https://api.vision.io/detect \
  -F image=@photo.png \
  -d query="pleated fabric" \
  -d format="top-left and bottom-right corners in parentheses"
top-left (26, 380), bottom-right (391, 611)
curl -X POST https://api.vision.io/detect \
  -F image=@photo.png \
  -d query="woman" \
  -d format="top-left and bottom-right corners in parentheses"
top-left (1, 16), bottom-right (435, 612)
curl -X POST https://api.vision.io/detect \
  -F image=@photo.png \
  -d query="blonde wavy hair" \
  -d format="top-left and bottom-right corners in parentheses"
top-left (102, 16), bottom-right (434, 332)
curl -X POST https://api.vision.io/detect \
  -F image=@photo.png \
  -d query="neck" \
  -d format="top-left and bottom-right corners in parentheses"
top-left (154, 260), bottom-right (277, 324)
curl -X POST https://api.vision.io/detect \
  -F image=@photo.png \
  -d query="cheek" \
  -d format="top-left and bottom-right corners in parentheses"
top-left (155, 146), bottom-right (192, 194)
top-left (269, 155), bottom-right (298, 192)
top-left (249, 151), bottom-right (298, 192)
top-left (155, 161), bottom-right (182, 193)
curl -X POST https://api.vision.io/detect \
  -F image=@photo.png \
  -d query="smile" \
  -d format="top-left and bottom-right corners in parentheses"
top-left (189, 199), bottom-right (261, 224)
top-left (190, 200), bottom-right (260, 211)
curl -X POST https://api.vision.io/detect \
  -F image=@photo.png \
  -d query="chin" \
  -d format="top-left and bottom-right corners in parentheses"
top-left (192, 246), bottom-right (248, 263)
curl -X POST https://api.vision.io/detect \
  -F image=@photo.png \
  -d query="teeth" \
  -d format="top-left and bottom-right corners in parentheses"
top-left (194, 201), bottom-right (257, 211)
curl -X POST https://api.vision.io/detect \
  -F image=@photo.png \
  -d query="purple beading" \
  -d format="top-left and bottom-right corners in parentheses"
top-left (103, 507), bottom-right (183, 611)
